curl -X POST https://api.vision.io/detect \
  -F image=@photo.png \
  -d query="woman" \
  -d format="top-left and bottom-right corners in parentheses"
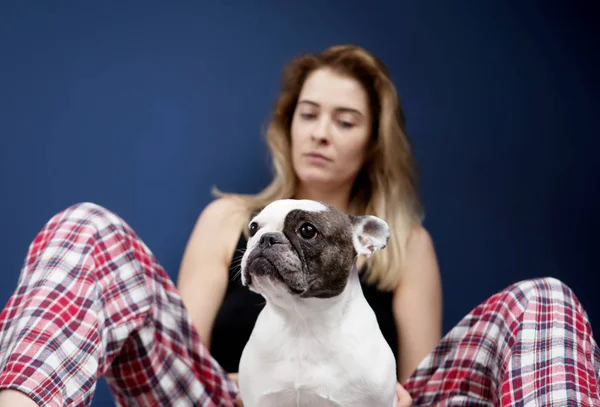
top-left (0, 45), bottom-right (598, 407)
top-left (177, 45), bottom-right (442, 403)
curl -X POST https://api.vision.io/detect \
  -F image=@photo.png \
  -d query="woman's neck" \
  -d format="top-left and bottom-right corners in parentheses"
top-left (294, 182), bottom-right (352, 214)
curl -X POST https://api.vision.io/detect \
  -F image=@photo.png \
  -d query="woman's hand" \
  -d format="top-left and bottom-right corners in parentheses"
top-left (395, 382), bottom-right (412, 407)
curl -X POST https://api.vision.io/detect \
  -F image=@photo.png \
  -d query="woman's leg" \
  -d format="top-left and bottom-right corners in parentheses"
top-left (404, 277), bottom-right (600, 406)
top-left (0, 202), bottom-right (238, 407)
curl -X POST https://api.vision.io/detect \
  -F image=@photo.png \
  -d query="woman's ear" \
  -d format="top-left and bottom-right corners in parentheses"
top-left (349, 215), bottom-right (390, 258)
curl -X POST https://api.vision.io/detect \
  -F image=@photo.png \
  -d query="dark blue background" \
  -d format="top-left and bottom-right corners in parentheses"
top-left (1, 2), bottom-right (598, 405)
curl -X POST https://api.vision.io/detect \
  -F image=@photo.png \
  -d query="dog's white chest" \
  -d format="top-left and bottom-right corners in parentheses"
top-left (238, 300), bottom-right (397, 407)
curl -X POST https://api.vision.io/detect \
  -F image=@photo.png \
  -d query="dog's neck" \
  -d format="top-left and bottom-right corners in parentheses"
top-left (263, 262), bottom-right (363, 330)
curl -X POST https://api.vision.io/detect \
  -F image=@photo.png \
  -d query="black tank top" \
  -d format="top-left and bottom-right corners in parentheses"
top-left (209, 233), bottom-right (398, 373)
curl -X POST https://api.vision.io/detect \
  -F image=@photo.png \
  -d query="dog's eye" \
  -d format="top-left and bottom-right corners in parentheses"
top-left (249, 222), bottom-right (259, 237)
top-left (299, 222), bottom-right (318, 240)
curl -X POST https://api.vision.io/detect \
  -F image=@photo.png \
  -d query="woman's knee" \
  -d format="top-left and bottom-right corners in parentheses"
top-left (60, 201), bottom-right (120, 221)
top-left (508, 276), bottom-right (579, 306)
top-left (52, 202), bottom-right (129, 233)
top-left (23, 201), bottom-right (135, 270)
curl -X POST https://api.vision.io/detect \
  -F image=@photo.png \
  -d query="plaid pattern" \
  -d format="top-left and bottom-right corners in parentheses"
top-left (0, 202), bottom-right (238, 407)
top-left (404, 277), bottom-right (600, 406)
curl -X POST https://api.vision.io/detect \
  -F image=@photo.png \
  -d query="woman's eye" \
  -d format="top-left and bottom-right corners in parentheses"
top-left (339, 120), bottom-right (354, 129)
top-left (299, 222), bottom-right (318, 240)
top-left (300, 112), bottom-right (316, 120)
top-left (249, 222), bottom-right (259, 237)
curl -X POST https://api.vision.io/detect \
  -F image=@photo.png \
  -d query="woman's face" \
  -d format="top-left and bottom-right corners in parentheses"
top-left (290, 68), bottom-right (372, 191)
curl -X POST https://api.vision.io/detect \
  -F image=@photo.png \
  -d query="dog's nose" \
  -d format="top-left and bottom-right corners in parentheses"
top-left (259, 232), bottom-right (283, 248)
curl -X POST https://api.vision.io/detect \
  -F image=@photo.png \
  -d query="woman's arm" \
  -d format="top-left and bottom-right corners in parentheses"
top-left (176, 197), bottom-right (246, 350)
top-left (392, 225), bottom-right (443, 383)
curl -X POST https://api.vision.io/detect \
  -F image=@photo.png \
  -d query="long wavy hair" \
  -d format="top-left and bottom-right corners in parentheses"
top-left (215, 44), bottom-right (424, 291)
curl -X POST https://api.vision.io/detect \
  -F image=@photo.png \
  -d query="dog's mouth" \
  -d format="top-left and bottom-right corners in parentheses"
top-left (244, 255), bottom-right (303, 295)
top-left (248, 256), bottom-right (277, 276)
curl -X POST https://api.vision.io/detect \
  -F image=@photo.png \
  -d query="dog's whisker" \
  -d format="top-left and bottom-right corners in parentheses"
top-left (230, 257), bottom-right (243, 265)
top-left (231, 266), bottom-right (243, 282)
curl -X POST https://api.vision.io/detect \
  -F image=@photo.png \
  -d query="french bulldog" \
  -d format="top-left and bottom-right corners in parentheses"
top-left (238, 199), bottom-right (397, 407)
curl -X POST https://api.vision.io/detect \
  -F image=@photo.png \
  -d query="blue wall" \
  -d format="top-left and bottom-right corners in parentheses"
top-left (1, 2), bottom-right (598, 405)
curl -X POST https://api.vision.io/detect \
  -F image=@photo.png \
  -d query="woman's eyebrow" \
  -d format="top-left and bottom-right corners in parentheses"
top-left (298, 100), bottom-right (365, 117)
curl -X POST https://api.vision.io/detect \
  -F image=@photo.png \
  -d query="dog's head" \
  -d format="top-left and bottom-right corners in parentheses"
top-left (240, 199), bottom-right (389, 301)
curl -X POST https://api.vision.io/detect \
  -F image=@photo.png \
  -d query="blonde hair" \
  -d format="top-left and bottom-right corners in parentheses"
top-left (215, 44), bottom-right (424, 291)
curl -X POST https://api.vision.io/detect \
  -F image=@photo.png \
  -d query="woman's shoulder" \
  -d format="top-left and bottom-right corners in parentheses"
top-left (199, 196), bottom-right (252, 233)
top-left (199, 196), bottom-right (248, 223)
top-left (406, 224), bottom-right (435, 255)
top-left (188, 197), bottom-right (248, 261)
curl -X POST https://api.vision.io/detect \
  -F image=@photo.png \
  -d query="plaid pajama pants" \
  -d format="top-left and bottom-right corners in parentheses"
top-left (0, 203), bottom-right (238, 406)
top-left (403, 277), bottom-right (600, 406)
top-left (0, 203), bottom-right (598, 406)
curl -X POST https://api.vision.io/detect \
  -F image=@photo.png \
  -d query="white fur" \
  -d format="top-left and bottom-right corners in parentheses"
top-left (238, 199), bottom-right (397, 407)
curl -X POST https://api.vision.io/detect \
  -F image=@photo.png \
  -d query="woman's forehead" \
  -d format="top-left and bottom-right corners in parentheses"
top-left (299, 69), bottom-right (369, 113)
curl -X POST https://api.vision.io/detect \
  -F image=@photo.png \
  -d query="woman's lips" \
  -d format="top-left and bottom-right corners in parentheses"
top-left (304, 152), bottom-right (332, 165)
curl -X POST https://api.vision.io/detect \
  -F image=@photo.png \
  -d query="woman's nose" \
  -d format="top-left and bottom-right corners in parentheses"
top-left (310, 118), bottom-right (331, 144)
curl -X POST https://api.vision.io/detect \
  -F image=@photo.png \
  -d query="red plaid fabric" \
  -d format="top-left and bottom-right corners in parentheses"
top-left (0, 202), bottom-right (238, 407)
top-left (404, 277), bottom-right (600, 406)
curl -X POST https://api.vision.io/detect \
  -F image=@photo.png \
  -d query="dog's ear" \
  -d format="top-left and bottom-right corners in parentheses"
top-left (349, 215), bottom-right (390, 258)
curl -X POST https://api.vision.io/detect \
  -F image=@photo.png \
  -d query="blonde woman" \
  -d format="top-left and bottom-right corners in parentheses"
top-left (179, 45), bottom-right (440, 406)
top-left (0, 45), bottom-right (598, 407)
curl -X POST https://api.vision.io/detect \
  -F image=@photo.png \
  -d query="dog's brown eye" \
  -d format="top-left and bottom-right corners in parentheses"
top-left (249, 222), bottom-right (258, 237)
top-left (299, 222), bottom-right (318, 240)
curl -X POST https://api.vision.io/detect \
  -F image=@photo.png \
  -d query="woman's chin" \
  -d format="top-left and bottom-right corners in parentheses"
top-left (296, 169), bottom-right (336, 187)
